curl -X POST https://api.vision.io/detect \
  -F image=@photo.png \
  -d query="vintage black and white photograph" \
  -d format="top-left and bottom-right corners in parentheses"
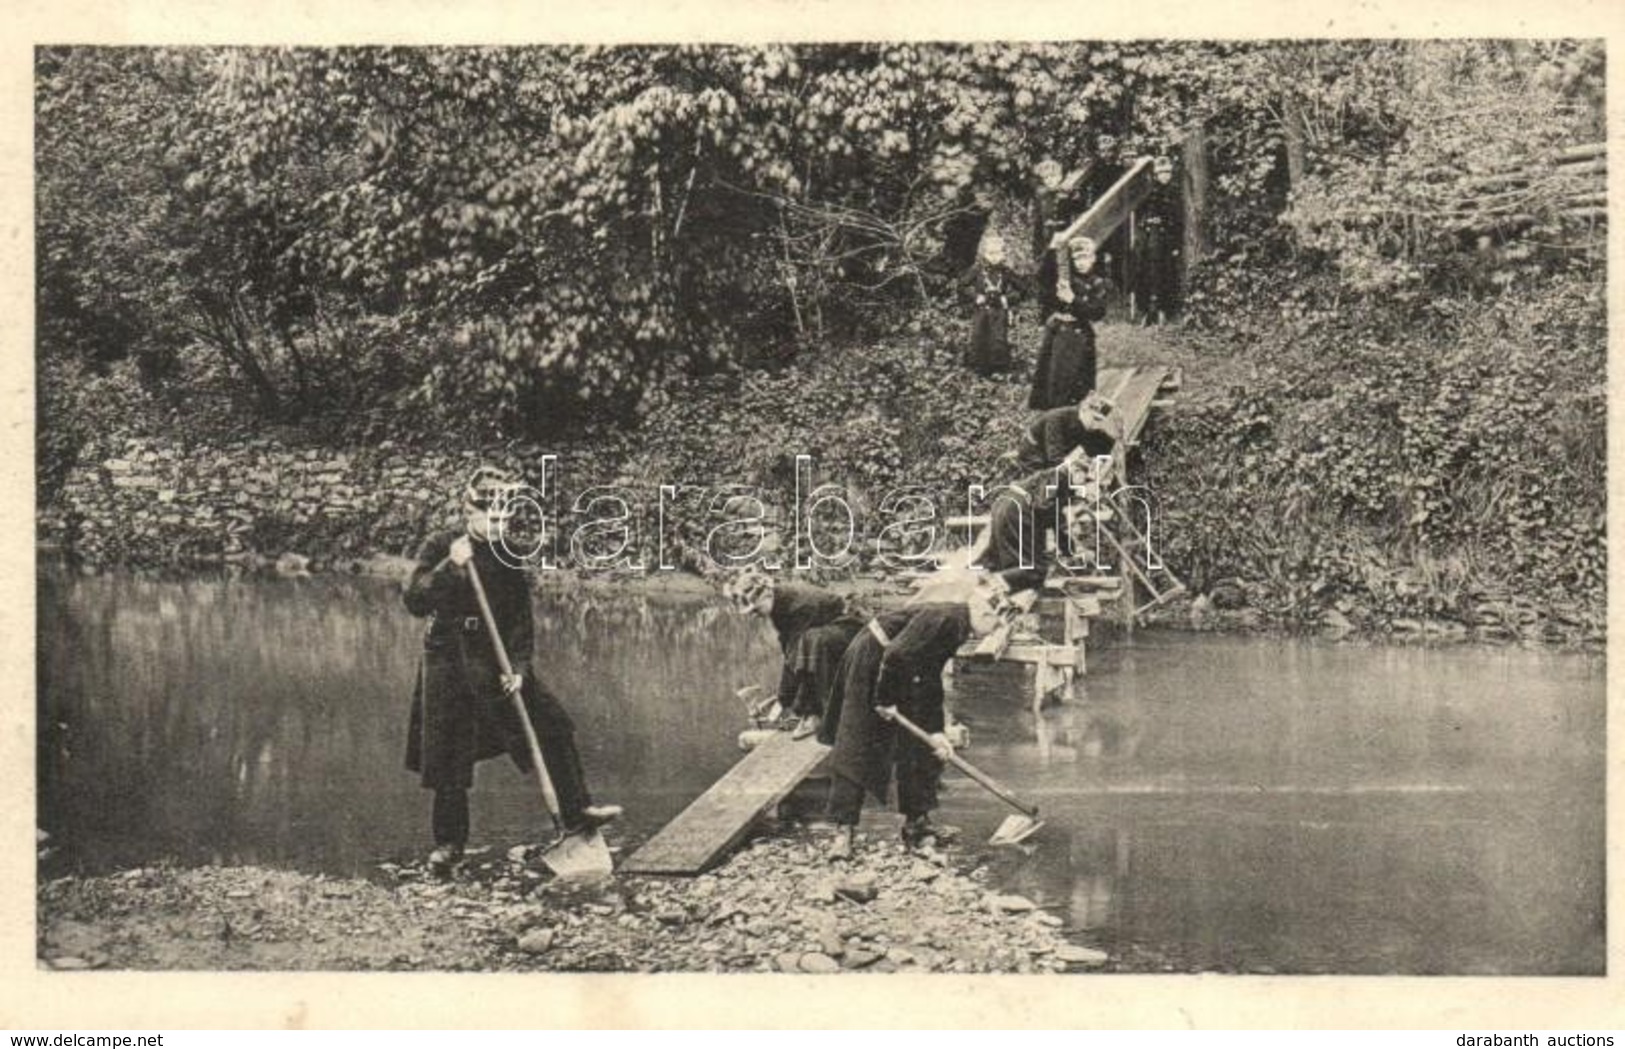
top-left (32, 33), bottom-right (1607, 990)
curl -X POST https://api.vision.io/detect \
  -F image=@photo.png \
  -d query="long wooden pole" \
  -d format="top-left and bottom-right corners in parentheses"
top-left (466, 559), bottom-right (565, 832)
top-left (881, 708), bottom-right (1040, 821)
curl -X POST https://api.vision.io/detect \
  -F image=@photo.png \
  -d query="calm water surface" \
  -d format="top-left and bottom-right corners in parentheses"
top-left (37, 570), bottom-right (1605, 974)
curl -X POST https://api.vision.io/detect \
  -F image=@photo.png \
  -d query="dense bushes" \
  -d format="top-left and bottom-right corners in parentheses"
top-left (1146, 277), bottom-right (1605, 639)
top-left (36, 42), bottom-right (1605, 641)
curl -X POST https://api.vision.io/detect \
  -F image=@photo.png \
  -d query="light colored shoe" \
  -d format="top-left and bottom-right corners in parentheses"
top-left (570, 804), bottom-right (623, 834)
top-left (902, 817), bottom-right (960, 849)
top-left (427, 844), bottom-right (464, 878)
top-left (791, 714), bottom-right (821, 740)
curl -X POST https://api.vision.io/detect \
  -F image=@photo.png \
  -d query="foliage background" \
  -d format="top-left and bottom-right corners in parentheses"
top-left (36, 40), bottom-right (1606, 641)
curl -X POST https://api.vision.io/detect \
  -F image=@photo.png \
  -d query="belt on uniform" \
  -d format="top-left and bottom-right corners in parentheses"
top-left (432, 615), bottom-right (485, 633)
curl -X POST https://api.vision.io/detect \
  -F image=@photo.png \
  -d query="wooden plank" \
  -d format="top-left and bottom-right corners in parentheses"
top-left (972, 620), bottom-right (1016, 659)
top-left (1056, 575), bottom-right (1121, 593)
top-left (1109, 367), bottom-right (1172, 447)
top-left (1051, 157), bottom-right (1157, 249)
top-left (1556, 141), bottom-right (1606, 163)
top-left (621, 733), bottom-right (831, 875)
top-left (957, 642), bottom-right (1081, 667)
top-left (1095, 367), bottom-right (1135, 402)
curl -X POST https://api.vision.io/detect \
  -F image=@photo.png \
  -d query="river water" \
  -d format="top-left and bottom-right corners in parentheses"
top-left (37, 569), bottom-right (1605, 974)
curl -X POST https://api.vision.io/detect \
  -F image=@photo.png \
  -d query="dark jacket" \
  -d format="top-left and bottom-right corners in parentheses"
top-left (958, 261), bottom-right (1024, 375)
top-left (1029, 252), bottom-right (1108, 410)
top-left (1017, 406), bottom-right (1117, 474)
top-left (402, 531), bottom-right (541, 789)
top-left (768, 582), bottom-right (851, 711)
top-left (823, 604), bottom-right (972, 803)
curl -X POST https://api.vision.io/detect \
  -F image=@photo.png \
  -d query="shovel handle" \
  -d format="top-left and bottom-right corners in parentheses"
top-left (467, 558), bottom-right (564, 832)
top-left (881, 707), bottom-right (1040, 820)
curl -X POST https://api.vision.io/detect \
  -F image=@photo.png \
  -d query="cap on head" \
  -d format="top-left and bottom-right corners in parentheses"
top-left (1077, 390), bottom-right (1120, 434)
top-left (463, 465), bottom-right (522, 515)
top-left (723, 567), bottom-right (774, 613)
top-left (967, 576), bottom-right (1018, 633)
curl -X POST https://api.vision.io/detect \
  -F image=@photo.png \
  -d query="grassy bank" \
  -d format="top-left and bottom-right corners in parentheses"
top-left (41, 285), bottom-right (1604, 645)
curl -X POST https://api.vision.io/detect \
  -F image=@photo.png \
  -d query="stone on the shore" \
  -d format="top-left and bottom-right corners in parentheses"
top-left (518, 929), bottom-right (556, 954)
top-left (805, 879), bottom-right (837, 904)
top-left (799, 952), bottom-right (840, 974)
top-left (1055, 945), bottom-right (1109, 966)
top-left (813, 915), bottom-right (843, 957)
top-left (835, 873), bottom-right (878, 903)
top-left (842, 948), bottom-right (881, 969)
top-left (48, 956), bottom-right (93, 970)
top-left (988, 894), bottom-right (1037, 913)
top-left (1322, 608), bottom-right (1355, 638)
top-left (774, 951), bottom-right (802, 972)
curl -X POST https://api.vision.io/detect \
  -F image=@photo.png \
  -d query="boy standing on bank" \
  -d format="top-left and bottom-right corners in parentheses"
top-left (403, 466), bottom-right (621, 876)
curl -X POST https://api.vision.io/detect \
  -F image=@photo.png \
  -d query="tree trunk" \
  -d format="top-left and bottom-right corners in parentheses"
top-left (200, 299), bottom-right (283, 419)
top-left (1282, 94), bottom-right (1307, 196)
top-left (278, 325), bottom-right (311, 410)
top-left (1180, 125), bottom-right (1210, 282)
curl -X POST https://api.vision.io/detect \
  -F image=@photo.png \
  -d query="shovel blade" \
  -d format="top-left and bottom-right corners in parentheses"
top-left (989, 814), bottom-right (1044, 847)
top-left (541, 828), bottom-right (615, 881)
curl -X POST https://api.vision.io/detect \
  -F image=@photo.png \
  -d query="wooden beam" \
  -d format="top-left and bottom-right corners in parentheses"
top-left (1556, 142), bottom-right (1607, 163)
top-left (1135, 582), bottom-right (1188, 617)
top-left (621, 733), bottom-right (831, 875)
top-left (1051, 158), bottom-right (1156, 250)
top-left (957, 643), bottom-right (1083, 667)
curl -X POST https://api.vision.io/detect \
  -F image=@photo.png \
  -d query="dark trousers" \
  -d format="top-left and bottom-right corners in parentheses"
top-left (422, 681), bottom-right (594, 846)
top-left (521, 685), bottom-right (595, 829)
top-left (433, 787), bottom-right (470, 847)
top-left (826, 742), bottom-right (941, 826)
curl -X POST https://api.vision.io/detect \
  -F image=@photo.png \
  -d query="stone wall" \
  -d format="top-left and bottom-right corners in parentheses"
top-left (43, 434), bottom-right (562, 569)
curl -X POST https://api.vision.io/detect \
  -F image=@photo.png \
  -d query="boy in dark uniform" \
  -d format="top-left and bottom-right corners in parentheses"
top-left (1029, 235), bottom-right (1110, 411)
top-left (979, 467), bottom-right (1078, 595)
top-left (404, 466), bottom-right (620, 876)
top-left (819, 585), bottom-right (1004, 858)
top-left (1132, 156), bottom-right (1183, 325)
top-left (1015, 390), bottom-right (1123, 474)
top-left (958, 232), bottom-right (1023, 376)
top-left (727, 569), bottom-right (867, 741)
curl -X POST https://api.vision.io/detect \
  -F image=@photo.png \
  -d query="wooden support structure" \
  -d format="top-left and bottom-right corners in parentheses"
top-left (621, 733), bottom-right (830, 876)
top-left (1052, 158), bottom-right (1156, 251)
top-left (940, 363), bottom-right (1184, 700)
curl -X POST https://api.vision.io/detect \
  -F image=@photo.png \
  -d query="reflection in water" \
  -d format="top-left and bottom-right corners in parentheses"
top-left (38, 569), bottom-right (778, 878)
top-left (947, 636), bottom-right (1605, 974)
top-left (38, 569), bottom-right (1605, 974)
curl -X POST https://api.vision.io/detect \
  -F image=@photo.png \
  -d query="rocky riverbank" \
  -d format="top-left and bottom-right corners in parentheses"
top-left (38, 829), bottom-right (1112, 974)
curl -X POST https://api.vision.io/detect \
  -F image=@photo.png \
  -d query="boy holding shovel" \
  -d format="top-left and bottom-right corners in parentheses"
top-left (403, 466), bottom-right (621, 877)
top-left (820, 583), bottom-right (1011, 859)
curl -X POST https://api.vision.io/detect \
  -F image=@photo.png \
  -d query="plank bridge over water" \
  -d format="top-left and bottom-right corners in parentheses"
top-left (623, 162), bottom-right (1186, 877)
